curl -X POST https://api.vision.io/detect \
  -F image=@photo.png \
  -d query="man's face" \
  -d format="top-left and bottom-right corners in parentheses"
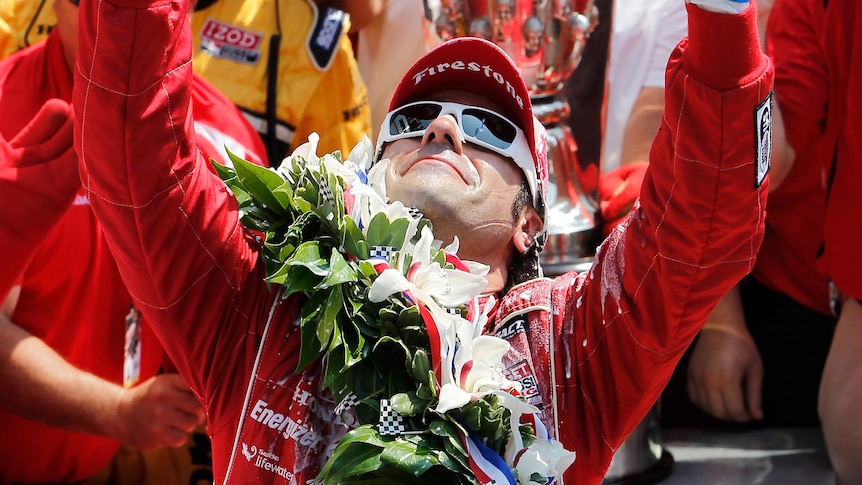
top-left (379, 90), bottom-right (527, 260)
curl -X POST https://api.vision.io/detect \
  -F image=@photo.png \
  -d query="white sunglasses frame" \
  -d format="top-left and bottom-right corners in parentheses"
top-left (374, 100), bottom-right (541, 212)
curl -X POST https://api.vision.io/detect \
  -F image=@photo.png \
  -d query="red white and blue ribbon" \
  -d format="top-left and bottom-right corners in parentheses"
top-left (461, 426), bottom-right (517, 485)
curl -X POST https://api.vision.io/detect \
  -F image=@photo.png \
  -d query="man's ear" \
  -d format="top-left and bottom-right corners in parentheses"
top-left (512, 207), bottom-right (544, 254)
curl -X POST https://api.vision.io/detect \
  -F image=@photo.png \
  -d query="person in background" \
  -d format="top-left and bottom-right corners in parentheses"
top-left (596, 0), bottom-right (688, 234)
top-left (0, 0), bottom-right (267, 482)
top-left (769, 0), bottom-right (862, 482)
top-left (353, 0), bottom-right (426, 140)
top-left (0, 100), bottom-right (76, 298)
top-left (188, 0), bottom-right (372, 166)
top-left (73, 0), bottom-right (772, 482)
top-left (0, 0), bottom-right (56, 57)
top-left (662, 0), bottom-right (833, 430)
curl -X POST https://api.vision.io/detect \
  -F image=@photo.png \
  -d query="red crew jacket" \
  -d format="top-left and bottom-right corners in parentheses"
top-left (73, 0), bottom-right (771, 483)
top-left (817, 0), bottom-right (862, 300)
top-left (752, 0), bottom-right (832, 314)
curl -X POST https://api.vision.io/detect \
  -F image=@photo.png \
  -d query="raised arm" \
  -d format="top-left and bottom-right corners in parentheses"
top-left (558, 1), bottom-right (773, 481)
top-left (73, 0), bottom-right (273, 399)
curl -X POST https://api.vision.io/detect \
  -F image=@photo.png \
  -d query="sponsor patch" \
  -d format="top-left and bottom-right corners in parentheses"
top-left (754, 91), bottom-right (773, 188)
top-left (306, 6), bottom-right (344, 71)
top-left (506, 359), bottom-right (542, 404)
top-left (410, 60), bottom-right (525, 110)
top-left (240, 442), bottom-right (296, 481)
top-left (494, 317), bottom-right (527, 340)
top-left (199, 19), bottom-right (263, 65)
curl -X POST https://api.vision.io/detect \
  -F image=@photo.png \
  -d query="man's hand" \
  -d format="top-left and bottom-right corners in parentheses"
top-left (599, 161), bottom-right (648, 234)
top-left (0, 99), bottom-right (79, 295)
top-left (115, 373), bottom-right (206, 449)
top-left (686, 286), bottom-right (765, 422)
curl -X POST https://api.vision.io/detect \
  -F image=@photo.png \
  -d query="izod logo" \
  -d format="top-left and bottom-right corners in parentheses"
top-left (199, 19), bottom-right (263, 64)
top-left (200, 19), bottom-right (262, 49)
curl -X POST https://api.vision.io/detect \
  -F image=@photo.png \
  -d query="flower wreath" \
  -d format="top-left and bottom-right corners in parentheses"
top-left (213, 134), bottom-right (575, 484)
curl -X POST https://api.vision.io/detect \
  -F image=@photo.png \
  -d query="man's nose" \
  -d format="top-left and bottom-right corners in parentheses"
top-left (420, 114), bottom-right (464, 154)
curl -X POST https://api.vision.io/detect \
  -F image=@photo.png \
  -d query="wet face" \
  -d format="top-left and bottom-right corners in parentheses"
top-left (379, 90), bottom-right (528, 263)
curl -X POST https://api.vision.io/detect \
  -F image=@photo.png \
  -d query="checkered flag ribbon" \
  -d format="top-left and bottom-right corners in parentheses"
top-left (406, 207), bottom-right (424, 220)
top-left (335, 392), bottom-right (359, 416)
top-left (444, 307), bottom-right (461, 316)
top-left (369, 245), bottom-right (397, 260)
top-left (378, 398), bottom-right (405, 436)
top-left (318, 174), bottom-right (335, 207)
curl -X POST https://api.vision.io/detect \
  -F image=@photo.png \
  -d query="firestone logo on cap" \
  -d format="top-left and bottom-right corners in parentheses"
top-left (411, 61), bottom-right (526, 111)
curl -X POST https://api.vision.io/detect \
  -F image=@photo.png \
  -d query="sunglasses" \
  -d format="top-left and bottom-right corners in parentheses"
top-left (377, 101), bottom-right (539, 206)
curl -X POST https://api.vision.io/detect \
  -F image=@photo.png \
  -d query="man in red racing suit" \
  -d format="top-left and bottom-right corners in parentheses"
top-left (73, 0), bottom-right (772, 482)
top-left (0, 19), bottom-right (266, 482)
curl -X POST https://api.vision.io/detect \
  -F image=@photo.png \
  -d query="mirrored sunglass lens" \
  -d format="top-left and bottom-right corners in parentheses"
top-left (389, 103), bottom-right (442, 136)
top-left (461, 109), bottom-right (516, 149)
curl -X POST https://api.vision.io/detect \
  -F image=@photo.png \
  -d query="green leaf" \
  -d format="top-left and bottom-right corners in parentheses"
top-left (231, 154), bottom-right (288, 217)
top-left (410, 350), bottom-right (432, 384)
top-left (342, 216), bottom-right (369, 260)
top-left (382, 217), bottom-right (411, 248)
top-left (340, 309), bottom-right (367, 369)
top-left (319, 251), bottom-right (358, 289)
top-left (297, 323), bottom-right (323, 373)
top-left (429, 420), bottom-right (472, 475)
top-left (317, 287), bottom-right (342, 348)
top-left (280, 267), bottom-right (320, 298)
top-left (324, 341), bottom-right (346, 388)
top-left (210, 158), bottom-right (236, 181)
top-left (390, 392), bottom-right (427, 417)
top-left (286, 241), bottom-right (328, 276)
top-left (320, 443), bottom-right (384, 481)
top-left (365, 211), bottom-right (392, 247)
top-left (379, 438), bottom-right (437, 476)
top-left (318, 426), bottom-right (387, 481)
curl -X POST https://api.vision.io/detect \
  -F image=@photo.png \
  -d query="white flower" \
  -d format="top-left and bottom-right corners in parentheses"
top-left (435, 318), bottom-right (532, 415)
top-left (279, 132), bottom-right (361, 185)
top-left (346, 134), bottom-right (374, 174)
top-left (366, 157), bottom-right (389, 199)
top-left (366, 230), bottom-right (488, 306)
top-left (278, 133), bottom-right (321, 179)
top-left (513, 440), bottom-right (577, 485)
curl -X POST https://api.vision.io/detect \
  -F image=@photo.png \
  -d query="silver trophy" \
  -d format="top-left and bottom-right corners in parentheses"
top-left (426, 0), bottom-right (601, 273)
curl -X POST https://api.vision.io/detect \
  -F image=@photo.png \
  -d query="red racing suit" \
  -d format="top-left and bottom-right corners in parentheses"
top-left (74, 0), bottom-right (772, 483)
top-left (0, 28), bottom-right (266, 483)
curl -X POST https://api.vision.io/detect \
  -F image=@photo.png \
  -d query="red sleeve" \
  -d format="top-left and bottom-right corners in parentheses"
top-left (74, 0), bottom-right (278, 418)
top-left (558, 4), bottom-right (773, 482)
top-left (766, 0), bottom-right (828, 154)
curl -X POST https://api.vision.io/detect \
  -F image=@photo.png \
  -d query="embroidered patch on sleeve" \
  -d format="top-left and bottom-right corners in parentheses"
top-left (306, 5), bottom-right (344, 71)
top-left (754, 91), bottom-right (773, 188)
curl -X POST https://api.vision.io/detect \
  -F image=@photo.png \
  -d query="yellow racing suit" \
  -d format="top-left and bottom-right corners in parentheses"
top-left (0, 0), bottom-right (55, 58)
top-left (190, 0), bottom-right (371, 165)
